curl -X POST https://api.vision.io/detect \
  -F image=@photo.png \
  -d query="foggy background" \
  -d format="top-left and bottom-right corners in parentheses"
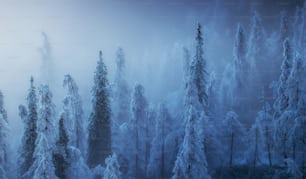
top-left (0, 0), bottom-right (301, 153)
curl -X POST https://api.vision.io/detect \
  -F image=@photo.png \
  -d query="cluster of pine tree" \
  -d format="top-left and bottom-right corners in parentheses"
top-left (0, 3), bottom-right (305, 179)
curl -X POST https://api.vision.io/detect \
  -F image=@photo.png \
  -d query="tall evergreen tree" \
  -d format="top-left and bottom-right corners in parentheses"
top-left (25, 85), bottom-right (57, 179)
top-left (0, 90), bottom-right (8, 179)
top-left (18, 77), bottom-right (38, 178)
top-left (112, 47), bottom-right (131, 126)
top-left (190, 23), bottom-right (208, 110)
top-left (274, 39), bottom-right (294, 117)
top-left (222, 111), bottom-right (246, 166)
top-left (53, 115), bottom-right (69, 179)
top-left (87, 51), bottom-right (111, 168)
top-left (172, 107), bottom-right (210, 179)
top-left (173, 23), bottom-right (211, 179)
top-left (148, 103), bottom-right (172, 178)
top-left (63, 74), bottom-right (86, 156)
top-left (130, 83), bottom-right (148, 178)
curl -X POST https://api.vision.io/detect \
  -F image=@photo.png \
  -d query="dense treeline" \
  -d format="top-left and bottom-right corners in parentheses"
top-left (0, 2), bottom-right (305, 179)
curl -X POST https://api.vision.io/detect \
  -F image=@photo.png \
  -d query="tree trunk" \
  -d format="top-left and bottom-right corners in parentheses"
top-left (230, 132), bottom-right (234, 167)
top-left (135, 128), bottom-right (139, 178)
top-left (253, 127), bottom-right (258, 168)
top-left (265, 126), bottom-right (272, 167)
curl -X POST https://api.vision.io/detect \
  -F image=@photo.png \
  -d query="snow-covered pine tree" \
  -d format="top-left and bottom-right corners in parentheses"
top-left (130, 83), bottom-right (148, 178)
top-left (87, 51), bottom-right (111, 168)
top-left (190, 23), bottom-right (208, 110)
top-left (279, 11), bottom-right (291, 44)
top-left (222, 111), bottom-right (246, 166)
top-left (0, 90), bottom-right (8, 179)
top-left (172, 23), bottom-right (211, 179)
top-left (233, 23), bottom-right (248, 90)
top-left (257, 89), bottom-right (274, 166)
top-left (25, 85), bottom-right (57, 179)
top-left (103, 153), bottom-right (121, 179)
top-left (112, 47), bottom-right (131, 126)
top-left (172, 106), bottom-right (210, 179)
top-left (53, 114), bottom-right (69, 179)
top-left (287, 56), bottom-right (306, 161)
top-left (148, 103), bottom-right (172, 178)
top-left (111, 48), bottom-right (131, 170)
top-left (274, 39), bottom-right (294, 117)
top-left (18, 77), bottom-right (39, 178)
top-left (63, 74), bottom-right (86, 156)
top-left (246, 119), bottom-right (262, 168)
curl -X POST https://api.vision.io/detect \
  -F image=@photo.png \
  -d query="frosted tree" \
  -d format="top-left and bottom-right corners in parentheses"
top-left (248, 11), bottom-right (265, 71)
top-left (172, 107), bottom-right (211, 179)
top-left (293, 116), bottom-right (306, 167)
top-left (189, 23), bottom-right (208, 110)
top-left (0, 91), bottom-right (8, 179)
top-left (39, 32), bottom-right (54, 86)
top-left (274, 39), bottom-right (294, 117)
top-left (25, 85), bottom-right (57, 179)
top-left (183, 47), bottom-right (191, 83)
top-left (63, 74), bottom-right (86, 156)
top-left (274, 111), bottom-right (295, 160)
top-left (66, 147), bottom-right (91, 179)
top-left (103, 153), bottom-right (121, 179)
top-left (130, 83), bottom-right (148, 178)
top-left (53, 115), bottom-right (69, 179)
top-left (292, 4), bottom-right (306, 52)
top-left (257, 91), bottom-right (274, 166)
top-left (87, 51), bottom-right (112, 168)
top-left (233, 23), bottom-right (248, 89)
top-left (219, 23), bottom-right (249, 117)
top-left (246, 119), bottom-right (262, 168)
top-left (18, 77), bottom-right (39, 178)
top-left (287, 56), bottom-right (306, 161)
top-left (111, 48), bottom-right (131, 165)
top-left (147, 103), bottom-right (172, 178)
top-left (279, 11), bottom-right (291, 44)
top-left (222, 111), bottom-right (246, 166)
top-left (112, 47), bottom-right (131, 126)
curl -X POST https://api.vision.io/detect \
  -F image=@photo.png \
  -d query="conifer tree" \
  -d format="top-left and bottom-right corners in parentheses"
top-left (172, 107), bottom-right (210, 179)
top-left (0, 90), bottom-right (8, 179)
top-left (189, 23), bottom-right (208, 110)
top-left (130, 83), bottom-right (148, 178)
top-left (53, 115), bottom-right (69, 179)
top-left (103, 153), bottom-right (121, 179)
top-left (18, 77), bottom-right (38, 178)
top-left (25, 85), bottom-right (57, 179)
top-left (87, 51), bottom-right (111, 168)
top-left (63, 74), bottom-right (86, 156)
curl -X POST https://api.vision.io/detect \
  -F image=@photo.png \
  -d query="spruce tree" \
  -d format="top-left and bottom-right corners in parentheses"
top-left (274, 39), bottom-right (293, 116)
top-left (25, 85), bottom-right (57, 179)
top-left (87, 51), bottom-right (111, 168)
top-left (172, 107), bottom-right (210, 179)
top-left (190, 23), bottom-right (208, 110)
top-left (53, 115), bottom-right (69, 179)
top-left (130, 83), bottom-right (148, 178)
top-left (112, 48), bottom-right (130, 126)
top-left (18, 77), bottom-right (38, 178)
top-left (63, 74), bottom-right (86, 156)
top-left (0, 90), bottom-right (8, 179)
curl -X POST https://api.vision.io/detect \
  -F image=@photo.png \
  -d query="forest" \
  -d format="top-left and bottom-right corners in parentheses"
top-left (0, 0), bottom-right (305, 179)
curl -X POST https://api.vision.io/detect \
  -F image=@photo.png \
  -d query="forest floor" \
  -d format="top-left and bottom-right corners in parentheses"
top-left (213, 165), bottom-right (306, 179)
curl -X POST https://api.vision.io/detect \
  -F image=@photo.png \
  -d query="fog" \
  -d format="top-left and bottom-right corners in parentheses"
top-left (0, 0), bottom-right (301, 163)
